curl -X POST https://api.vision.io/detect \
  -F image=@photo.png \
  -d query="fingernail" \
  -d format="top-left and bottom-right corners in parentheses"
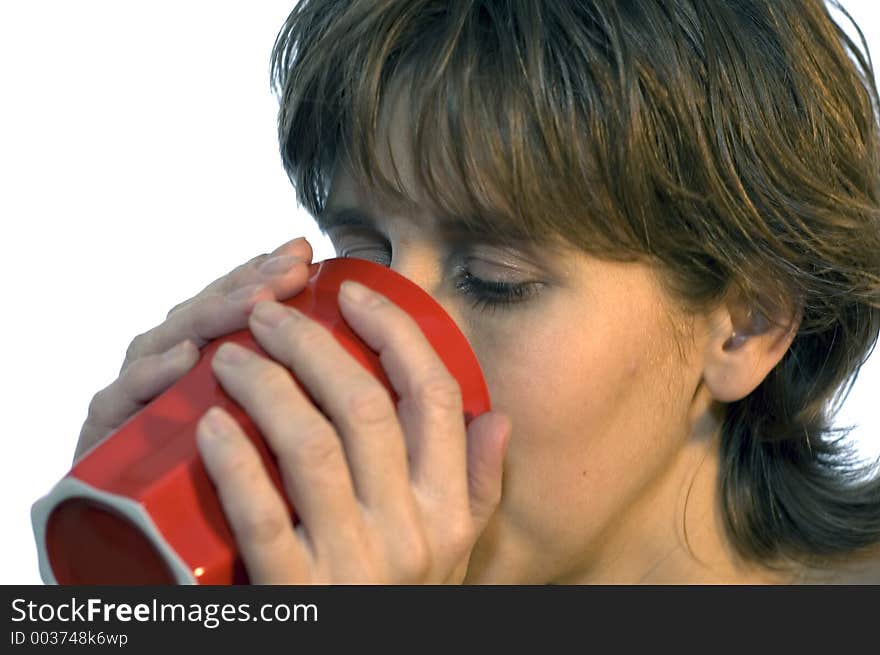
top-left (214, 342), bottom-right (250, 365)
top-left (162, 340), bottom-right (190, 362)
top-left (258, 254), bottom-right (300, 275)
top-left (271, 236), bottom-right (306, 255)
top-left (200, 407), bottom-right (234, 442)
top-left (226, 283), bottom-right (264, 303)
top-left (340, 280), bottom-right (380, 306)
top-left (252, 301), bottom-right (293, 328)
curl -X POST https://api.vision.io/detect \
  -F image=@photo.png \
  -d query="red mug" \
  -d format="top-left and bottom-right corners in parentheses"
top-left (31, 257), bottom-right (491, 584)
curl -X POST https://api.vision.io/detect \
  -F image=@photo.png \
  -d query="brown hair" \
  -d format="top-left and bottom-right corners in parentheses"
top-left (270, 0), bottom-right (880, 573)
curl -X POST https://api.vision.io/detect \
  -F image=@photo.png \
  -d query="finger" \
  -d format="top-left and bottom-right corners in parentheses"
top-left (464, 410), bottom-right (511, 530)
top-left (247, 300), bottom-right (412, 514)
top-left (186, 235), bottom-right (314, 301)
top-left (75, 339), bottom-right (200, 462)
top-left (209, 342), bottom-right (366, 556)
top-left (196, 406), bottom-right (311, 584)
top-left (122, 288), bottom-right (268, 373)
top-left (167, 236), bottom-right (314, 318)
top-left (336, 280), bottom-right (469, 505)
top-left (121, 258), bottom-right (310, 370)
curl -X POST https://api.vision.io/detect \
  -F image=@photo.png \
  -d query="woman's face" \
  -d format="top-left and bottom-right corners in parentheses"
top-left (320, 96), bottom-right (717, 583)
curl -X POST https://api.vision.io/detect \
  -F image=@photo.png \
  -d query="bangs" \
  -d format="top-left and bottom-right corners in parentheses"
top-left (270, 0), bottom-right (645, 257)
top-left (270, 0), bottom-right (880, 323)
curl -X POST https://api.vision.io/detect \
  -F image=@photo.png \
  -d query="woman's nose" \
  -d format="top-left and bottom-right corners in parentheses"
top-left (388, 252), bottom-right (461, 324)
top-left (388, 250), bottom-right (442, 298)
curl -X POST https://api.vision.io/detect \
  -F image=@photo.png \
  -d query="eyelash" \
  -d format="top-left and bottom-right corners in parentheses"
top-left (454, 269), bottom-right (541, 313)
top-left (338, 249), bottom-right (540, 313)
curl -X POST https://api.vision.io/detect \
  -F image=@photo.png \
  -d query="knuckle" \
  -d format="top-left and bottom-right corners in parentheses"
top-left (117, 356), bottom-right (150, 394)
top-left (412, 373), bottom-right (462, 412)
top-left (247, 253), bottom-right (271, 270)
top-left (229, 259), bottom-right (258, 279)
top-left (393, 529), bottom-right (431, 581)
top-left (231, 255), bottom-right (269, 283)
top-left (235, 507), bottom-right (289, 545)
top-left (165, 300), bottom-right (189, 319)
top-left (345, 385), bottom-right (394, 426)
top-left (202, 256), bottom-right (265, 297)
top-left (210, 449), bottom-right (288, 546)
top-left (86, 387), bottom-right (114, 427)
top-left (251, 363), bottom-right (293, 393)
top-left (189, 293), bottom-right (228, 330)
top-left (290, 320), bottom-right (327, 349)
top-left (123, 333), bottom-right (150, 365)
top-left (444, 516), bottom-right (476, 553)
top-left (287, 424), bottom-right (340, 469)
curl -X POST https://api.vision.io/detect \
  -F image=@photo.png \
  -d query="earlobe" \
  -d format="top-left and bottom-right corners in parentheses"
top-left (703, 306), bottom-right (798, 403)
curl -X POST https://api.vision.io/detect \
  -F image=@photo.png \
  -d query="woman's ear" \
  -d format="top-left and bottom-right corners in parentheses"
top-left (701, 296), bottom-right (801, 403)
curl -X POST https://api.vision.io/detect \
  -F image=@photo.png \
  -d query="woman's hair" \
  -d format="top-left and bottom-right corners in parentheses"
top-left (270, 0), bottom-right (880, 573)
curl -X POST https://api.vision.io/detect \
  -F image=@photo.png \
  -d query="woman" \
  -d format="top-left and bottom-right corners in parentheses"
top-left (74, 0), bottom-right (880, 583)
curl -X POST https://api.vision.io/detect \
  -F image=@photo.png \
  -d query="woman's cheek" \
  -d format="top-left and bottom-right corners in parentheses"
top-left (470, 302), bottom-right (686, 547)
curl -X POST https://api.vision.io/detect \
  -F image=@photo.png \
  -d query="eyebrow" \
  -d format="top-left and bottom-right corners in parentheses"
top-left (315, 205), bottom-right (541, 247)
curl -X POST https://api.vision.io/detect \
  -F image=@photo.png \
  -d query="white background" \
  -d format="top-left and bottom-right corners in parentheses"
top-left (1, 1), bottom-right (878, 584)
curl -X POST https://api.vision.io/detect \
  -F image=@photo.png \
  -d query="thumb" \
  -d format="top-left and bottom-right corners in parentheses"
top-left (465, 410), bottom-right (511, 531)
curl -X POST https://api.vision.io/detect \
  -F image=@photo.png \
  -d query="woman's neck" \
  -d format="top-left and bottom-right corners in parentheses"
top-left (560, 397), bottom-right (801, 584)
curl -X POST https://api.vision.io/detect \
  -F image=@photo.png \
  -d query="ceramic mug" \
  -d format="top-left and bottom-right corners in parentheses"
top-left (31, 257), bottom-right (491, 584)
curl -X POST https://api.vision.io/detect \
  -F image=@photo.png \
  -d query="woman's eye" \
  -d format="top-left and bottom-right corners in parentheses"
top-left (454, 267), bottom-right (542, 314)
top-left (339, 245), bottom-right (541, 313)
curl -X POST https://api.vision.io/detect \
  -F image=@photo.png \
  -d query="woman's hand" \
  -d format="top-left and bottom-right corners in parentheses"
top-left (73, 237), bottom-right (315, 463)
top-left (195, 280), bottom-right (511, 584)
